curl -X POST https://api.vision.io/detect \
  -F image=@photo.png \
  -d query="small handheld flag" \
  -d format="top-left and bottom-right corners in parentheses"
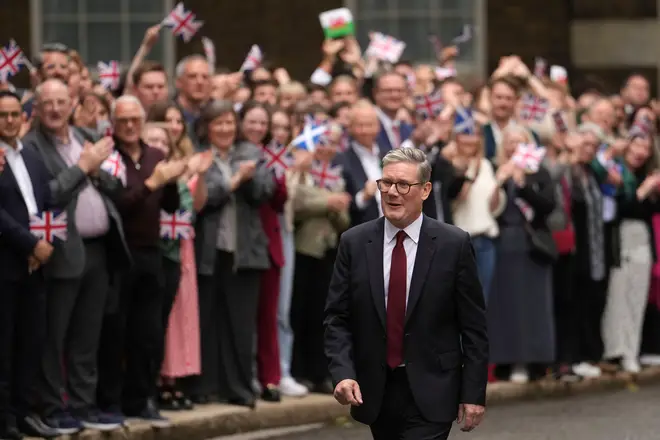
top-left (202, 37), bottom-right (216, 70)
top-left (162, 3), bottom-right (203, 42)
top-left (365, 32), bottom-right (406, 64)
top-left (240, 45), bottom-right (263, 72)
top-left (30, 210), bottom-right (68, 242)
top-left (413, 90), bottom-right (444, 120)
top-left (101, 150), bottom-right (126, 185)
top-left (454, 107), bottom-right (476, 135)
top-left (160, 209), bottom-right (193, 240)
top-left (520, 93), bottom-right (550, 123)
top-left (319, 8), bottom-right (355, 39)
top-left (291, 122), bottom-right (328, 153)
top-left (452, 25), bottom-right (472, 45)
top-left (97, 61), bottom-right (121, 90)
top-left (550, 65), bottom-right (568, 85)
top-left (512, 143), bottom-right (547, 172)
top-left (310, 161), bottom-right (343, 191)
top-left (0, 39), bottom-right (28, 82)
top-left (261, 141), bottom-right (294, 179)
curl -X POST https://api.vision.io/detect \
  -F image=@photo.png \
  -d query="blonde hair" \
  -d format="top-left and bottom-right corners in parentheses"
top-left (143, 122), bottom-right (177, 159)
top-left (496, 124), bottom-right (533, 165)
top-left (278, 81), bottom-right (306, 97)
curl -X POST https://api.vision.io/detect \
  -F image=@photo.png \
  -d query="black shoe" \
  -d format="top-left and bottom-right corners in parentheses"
top-left (190, 394), bottom-right (210, 405)
top-left (17, 415), bottom-right (58, 439)
top-left (261, 384), bottom-right (281, 402)
top-left (0, 425), bottom-right (23, 440)
top-left (312, 380), bottom-right (334, 395)
top-left (174, 391), bottom-right (194, 410)
top-left (158, 388), bottom-right (181, 411)
top-left (228, 398), bottom-right (256, 410)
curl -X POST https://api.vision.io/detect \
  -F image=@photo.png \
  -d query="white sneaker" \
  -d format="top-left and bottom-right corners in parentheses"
top-left (279, 377), bottom-right (309, 397)
top-left (621, 358), bottom-right (641, 374)
top-left (572, 362), bottom-right (601, 378)
top-left (509, 365), bottom-right (529, 384)
top-left (640, 355), bottom-right (660, 366)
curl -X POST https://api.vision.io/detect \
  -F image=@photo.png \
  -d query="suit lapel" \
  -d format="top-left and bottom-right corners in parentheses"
top-left (366, 217), bottom-right (386, 329)
top-left (19, 148), bottom-right (44, 209)
top-left (405, 216), bottom-right (437, 324)
top-left (346, 144), bottom-right (368, 187)
top-left (35, 130), bottom-right (67, 175)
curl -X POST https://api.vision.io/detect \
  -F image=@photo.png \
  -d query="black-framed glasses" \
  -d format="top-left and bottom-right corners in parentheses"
top-left (377, 179), bottom-right (422, 195)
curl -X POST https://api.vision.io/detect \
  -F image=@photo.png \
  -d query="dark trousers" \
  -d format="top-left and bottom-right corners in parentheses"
top-left (256, 264), bottom-right (281, 387)
top-left (552, 253), bottom-right (578, 365)
top-left (156, 256), bottom-right (182, 374)
top-left (96, 247), bottom-right (164, 414)
top-left (41, 239), bottom-right (109, 416)
top-left (370, 368), bottom-right (452, 440)
top-left (291, 251), bottom-right (335, 384)
top-left (0, 272), bottom-right (46, 433)
top-left (184, 251), bottom-right (260, 402)
top-left (575, 272), bottom-right (608, 363)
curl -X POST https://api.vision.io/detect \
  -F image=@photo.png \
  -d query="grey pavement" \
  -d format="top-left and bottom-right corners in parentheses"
top-left (217, 384), bottom-right (660, 440)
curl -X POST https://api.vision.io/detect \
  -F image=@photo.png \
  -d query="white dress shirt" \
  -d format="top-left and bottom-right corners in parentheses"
top-left (383, 213), bottom-right (423, 308)
top-left (0, 140), bottom-right (38, 215)
top-left (352, 142), bottom-right (383, 216)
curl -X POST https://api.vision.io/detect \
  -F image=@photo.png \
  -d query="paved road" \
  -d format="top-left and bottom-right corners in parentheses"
top-left (218, 384), bottom-right (660, 440)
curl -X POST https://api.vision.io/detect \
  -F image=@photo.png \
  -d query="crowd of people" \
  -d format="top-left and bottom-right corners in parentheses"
top-left (1, 22), bottom-right (660, 440)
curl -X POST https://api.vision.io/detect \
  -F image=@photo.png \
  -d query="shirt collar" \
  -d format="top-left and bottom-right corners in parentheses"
top-left (352, 141), bottom-right (379, 158)
top-left (0, 138), bottom-right (23, 153)
top-left (384, 213), bottom-right (423, 245)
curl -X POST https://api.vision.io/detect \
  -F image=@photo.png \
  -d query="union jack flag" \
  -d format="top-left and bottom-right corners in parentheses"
top-left (202, 37), bottom-right (215, 69)
top-left (261, 141), bottom-right (293, 178)
top-left (160, 209), bottom-right (193, 240)
top-left (162, 2), bottom-right (203, 42)
top-left (0, 40), bottom-right (27, 82)
top-left (512, 143), bottom-right (546, 172)
top-left (240, 45), bottom-right (263, 72)
top-left (365, 32), bottom-right (406, 64)
top-left (97, 61), bottom-right (121, 90)
top-left (30, 210), bottom-right (68, 243)
top-left (101, 150), bottom-right (126, 185)
top-left (414, 89), bottom-right (444, 120)
top-left (310, 161), bottom-right (342, 191)
top-left (520, 93), bottom-right (549, 123)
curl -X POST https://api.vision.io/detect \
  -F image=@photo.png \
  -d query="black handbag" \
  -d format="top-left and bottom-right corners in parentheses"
top-left (523, 222), bottom-right (558, 264)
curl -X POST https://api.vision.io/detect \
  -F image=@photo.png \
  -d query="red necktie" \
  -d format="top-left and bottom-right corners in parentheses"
top-left (386, 230), bottom-right (407, 368)
top-left (392, 122), bottom-right (401, 149)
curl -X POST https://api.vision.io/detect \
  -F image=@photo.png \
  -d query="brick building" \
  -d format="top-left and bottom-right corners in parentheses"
top-left (1, 0), bottom-right (657, 95)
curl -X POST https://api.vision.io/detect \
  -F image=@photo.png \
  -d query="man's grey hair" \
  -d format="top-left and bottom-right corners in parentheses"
top-left (34, 78), bottom-right (69, 102)
top-left (175, 54), bottom-right (209, 78)
top-left (578, 122), bottom-right (606, 142)
top-left (111, 95), bottom-right (146, 120)
top-left (381, 148), bottom-right (432, 183)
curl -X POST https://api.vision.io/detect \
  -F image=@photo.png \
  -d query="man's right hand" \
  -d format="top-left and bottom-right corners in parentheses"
top-left (78, 137), bottom-right (114, 174)
top-left (333, 379), bottom-right (363, 406)
top-left (363, 180), bottom-right (378, 200)
top-left (327, 193), bottom-right (352, 212)
top-left (33, 239), bottom-right (54, 264)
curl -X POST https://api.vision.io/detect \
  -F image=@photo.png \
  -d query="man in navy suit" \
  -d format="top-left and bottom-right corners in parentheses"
top-left (0, 90), bottom-right (58, 439)
top-left (372, 72), bottom-right (414, 150)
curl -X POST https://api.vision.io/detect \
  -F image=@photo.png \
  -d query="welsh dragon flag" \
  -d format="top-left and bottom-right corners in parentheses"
top-left (319, 8), bottom-right (354, 39)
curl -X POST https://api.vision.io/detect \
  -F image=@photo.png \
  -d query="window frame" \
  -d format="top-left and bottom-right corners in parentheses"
top-left (29, 0), bottom-right (176, 76)
top-left (343, 0), bottom-right (487, 78)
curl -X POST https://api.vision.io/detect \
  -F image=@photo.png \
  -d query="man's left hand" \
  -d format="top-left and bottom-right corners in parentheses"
top-left (457, 403), bottom-right (485, 432)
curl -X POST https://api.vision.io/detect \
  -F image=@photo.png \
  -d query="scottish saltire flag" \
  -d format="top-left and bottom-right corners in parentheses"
top-left (413, 90), bottom-right (444, 120)
top-left (454, 107), bottom-right (476, 135)
top-left (0, 39), bottom-right (27, 82)
top-left (240, 45), bottom-right (262, 72)
top-left (512, 143), bottom-right (546, 172)
top-left (30, 210), bottom-right (68, 242)
top-left (162, 3), bottom-right (203, 42)
top-left (520, 93), bottom-right (549, 122)
top-left (261, 141), bottom-right (294, 179)
top-left (596, 149), bottom-right (622, 197)
top-left (97, 61), bottom-right (121, 90)
top-left (160, 209), bottom-right (193, 240)
top-left (291, 121), bottom-right (327, 152)
top-left (310, 161), bottom-right (342, 191)
top-left (365, 32), bottom-right (406, 64)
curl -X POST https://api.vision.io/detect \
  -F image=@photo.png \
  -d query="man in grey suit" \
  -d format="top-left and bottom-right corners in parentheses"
top-left (23, 79), bottom-right (131, 435)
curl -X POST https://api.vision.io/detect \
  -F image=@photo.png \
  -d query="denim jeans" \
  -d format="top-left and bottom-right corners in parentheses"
top-left (277, 215), bottom-right (296, 379)
top-left (472, 235), bottom-right (496, 303)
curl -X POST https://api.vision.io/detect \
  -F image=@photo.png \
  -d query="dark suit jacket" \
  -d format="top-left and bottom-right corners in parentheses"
top-left (324, 215), bottom-right (489, 425)
top-left (335, 142), bottom-right (389, 228)
top-left (259, 174), bottom-right (287, 269)
top-left (22, 126), bottom-right (131, 279)
top-left (422, 147), bottom-right (467, 225)
top-left (0, 144), bottom-right (53, 280)
top-left (375, 121), bottom-right (413, 152)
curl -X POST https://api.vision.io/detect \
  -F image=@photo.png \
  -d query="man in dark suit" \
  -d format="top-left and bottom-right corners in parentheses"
top-left (324, 147), bottom-right (488, 439)
top-left (23, 79), bottom-right (131, 434)
top-left (0, 90), bottom-right (58, 439)
top-left (373, 72), bottom-right (414, 151)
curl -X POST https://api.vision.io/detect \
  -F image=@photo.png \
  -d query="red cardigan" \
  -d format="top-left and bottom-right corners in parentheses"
top-left (259, 175), bottom-right (288, 269)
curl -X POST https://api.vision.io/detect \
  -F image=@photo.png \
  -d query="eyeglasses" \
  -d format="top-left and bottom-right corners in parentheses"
top-left (377, 179), bottom-right (423, 195)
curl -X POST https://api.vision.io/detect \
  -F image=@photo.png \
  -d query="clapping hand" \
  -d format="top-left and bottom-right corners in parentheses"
top-left (78, 137), bottom-right (114, 174)
top-left (188, 150), bottom-right (214, 175)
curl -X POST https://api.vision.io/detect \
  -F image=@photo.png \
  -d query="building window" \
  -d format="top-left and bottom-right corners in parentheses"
top-left (30, 0), bottom-right (175, 71)
top-left (346, 0), bottom-right (486, 76)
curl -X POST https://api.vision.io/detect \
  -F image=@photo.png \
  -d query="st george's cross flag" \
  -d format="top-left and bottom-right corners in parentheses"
top-left (261, 141), bottom-right (294, 179)
top-left (413, 89), bottom-right (444, 120)
top-left (162, 2), bottom-right (203, 42)
top-left (366, 32), bottom-right (406, 64)
top-left (0, 39), bottom-right (28, 82)
top-left (240, 45), bottom-right (263, 72)
top-left (30, 210), bottom-right (68, 242)
top-left (292, 121), bottom-right (328, 153)
top-left (512, 143), bottom-right (547, 173)
top-left (160, 209), bottom-right (193, 240)
top-left (319, 8), bottom-right (355, 39)
top-left (97, 61), bottom-right (121, 90)
top-left (310, 160), bottom-right (343, 191)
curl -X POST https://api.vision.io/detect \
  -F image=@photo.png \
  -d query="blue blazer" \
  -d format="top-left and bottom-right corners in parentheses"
top-left (376, 121), bottom-right (414, 152)
top-left (0, 145), bottom-right (53, 280)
